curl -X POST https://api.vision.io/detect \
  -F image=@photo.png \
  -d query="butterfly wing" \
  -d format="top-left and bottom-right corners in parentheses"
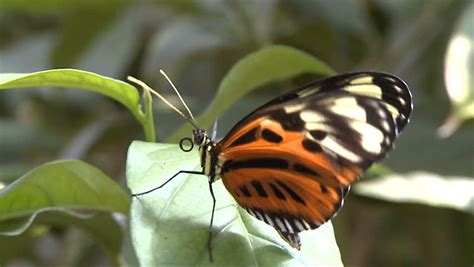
top-left (214, 72), bottom-right (412, 248)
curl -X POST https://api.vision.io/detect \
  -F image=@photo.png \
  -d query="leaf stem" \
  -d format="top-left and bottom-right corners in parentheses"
top-left (142, 85), bottom-right (156, 142)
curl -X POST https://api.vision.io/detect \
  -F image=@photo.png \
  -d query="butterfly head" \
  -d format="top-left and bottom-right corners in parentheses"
top-left (192, 129), bottom-right (210, 146)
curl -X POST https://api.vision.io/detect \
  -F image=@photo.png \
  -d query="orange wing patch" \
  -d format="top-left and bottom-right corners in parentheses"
top-left (222, 168), bottom-right (341, 225)
top-left (220, 118), bottom-right (364, 188)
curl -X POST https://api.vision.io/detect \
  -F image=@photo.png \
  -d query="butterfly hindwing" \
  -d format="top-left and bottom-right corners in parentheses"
top-left (222, 168), bottom-right (343, 249)
top-left (216, 118), bottom-right (354, 248)
top-left (214, 72), bottom-right (412, 248)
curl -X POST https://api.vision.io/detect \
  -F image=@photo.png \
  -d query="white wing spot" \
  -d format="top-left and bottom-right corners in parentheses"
top-left (297, 88), bottom-right (318, 98)
top-left (284, 103), bottom-right (306, 113)
top-left (284, 218), bottom-right (294, 233)
top-left (306, 122), bottom-right (334, 132)
top-left (383, 103), bottom-right (400, 117)
top-left (300, 110), bottom-right (325, 122)
top-left (351, 121), bottom-right (384, 143)
top-left (398, 96), bottom-right (406, 106)
top-left (330, 98), bottom-right (367, 121)
top-left (361, 139), bottom-right (382, 154)
top-left (335, 97), bottom-right (358, 106)
top-left (382, 120), bottom-right (391, 132)
top-left (345, 84), bottom-right (382, 99)
top-left (247, 209), bottom-right (256, 217)
top-left (321, 136), bottom-right (362, 162)
top-left (351, 121), bottom-right (385, 154)
top-left (302, 219), bottom-right (311, 229)
top-left (377, 108), bottom-right (387, 118)
top-left (265, 214), bottom-right (274, 226)
top-left (350, 76), bottom-right (373, 85)
top-left (393, 85), bottom-right (403, 93)
top-left (275, 217), bottom-right (286, 231)
top-left (294, 219), bottom-right (306, 231)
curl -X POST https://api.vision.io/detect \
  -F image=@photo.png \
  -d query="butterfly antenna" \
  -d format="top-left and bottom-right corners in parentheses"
top-left (127, 76), bottom-right (199, 129)
top-left (159, 69), bottom-right (198, 125)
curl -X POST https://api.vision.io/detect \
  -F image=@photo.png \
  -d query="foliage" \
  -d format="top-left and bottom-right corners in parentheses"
top-left (0, 160), bottom-right (129, 265)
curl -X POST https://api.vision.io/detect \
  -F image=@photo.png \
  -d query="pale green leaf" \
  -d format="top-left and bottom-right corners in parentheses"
top-left (354, 171), bottom-right (474, 214)
top-left (440, 2), bottom-right (474, 137)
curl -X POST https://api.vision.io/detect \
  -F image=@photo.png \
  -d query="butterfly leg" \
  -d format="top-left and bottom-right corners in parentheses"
top-left (207, 180), bottom-right (217, 262)
top-left (131, 170), bottom-right (205, 197)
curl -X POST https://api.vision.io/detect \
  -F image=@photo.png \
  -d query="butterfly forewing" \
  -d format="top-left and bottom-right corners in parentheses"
top-left (260, 71), bottom-right (412, 132)
top-left (214, 72), bottom-right (412, 249)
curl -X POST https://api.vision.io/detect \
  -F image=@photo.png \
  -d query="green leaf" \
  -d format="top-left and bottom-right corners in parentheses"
top-left (439, 2), bottom-right (474, 137)
top-left (0, 160), bottom-right (130, 226)
top-left (354, 172), bottom-right (474, 214)
top-left (0, 212), bottom-right (125, 266)
top-left (126, 141), bottom-right (342, 266)
top-left (0, 69), bottom-right (145, 125)
top-left (0, 160), bottom-right (130, 264)
top-left (168, 45), bottom-right (335, 142)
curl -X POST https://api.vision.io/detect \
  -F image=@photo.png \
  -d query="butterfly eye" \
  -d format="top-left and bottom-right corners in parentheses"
top-left (192, 129), bottom-right (208, 146)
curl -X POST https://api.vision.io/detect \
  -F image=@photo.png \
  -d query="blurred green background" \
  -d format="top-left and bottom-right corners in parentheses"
top-left (0, 0), bottom-right (473, 266)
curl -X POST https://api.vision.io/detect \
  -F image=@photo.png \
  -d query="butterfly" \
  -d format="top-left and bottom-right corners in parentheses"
top-left (129, 71), bottom-right (413, 258)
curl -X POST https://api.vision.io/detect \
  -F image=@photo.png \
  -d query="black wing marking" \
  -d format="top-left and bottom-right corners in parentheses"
top-left (222, 72), bottom-right (412, 143)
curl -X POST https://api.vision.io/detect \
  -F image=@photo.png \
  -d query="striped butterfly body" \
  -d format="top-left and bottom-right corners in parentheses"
top-left (130, 71), bottom-right (412, 254)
